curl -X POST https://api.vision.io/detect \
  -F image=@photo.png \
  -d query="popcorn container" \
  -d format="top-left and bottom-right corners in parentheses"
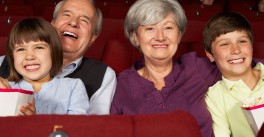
top-left (242, 97), bottom-right (264, 136)
top-left (0, 88), bottom-right (33, 116)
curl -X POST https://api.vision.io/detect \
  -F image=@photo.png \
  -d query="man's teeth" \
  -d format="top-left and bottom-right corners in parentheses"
top-left (63, 32), bottom-right (78, 38)
top-left (25, 65), bottom-right (39, 69)
top-left (229, 59), bottom-right (243, 63)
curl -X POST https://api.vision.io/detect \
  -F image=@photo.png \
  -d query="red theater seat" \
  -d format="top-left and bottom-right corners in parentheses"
top-left (102, 39), bottom-right (141, 75)
top-left (107, 6), bottom-right (129, 19)
top-left (251, 21), bottom-right (264, 43)
top-left (134, 111), bottom-right (202, 137)
top-left (183, 3), bottom-right (224, 21)
top-left (29, 0), bottom-right (59, 16)
top-left (0, 5), bottom-right (33, 16)
top-left (254, 42), bottom-right (264, 59)
top-left (174, 42), bottom-right (192, 60)
top-left (85, 18), bottom-right (126, 61)
top-left (0, 110), bottom-right (202, 137)
top-left (0, 15), bottom-right (32, 37)
top-left (189, 42), bottom-right (206, 57)
top-left (183, 3), bottom-right (224, 12)
top-left (182, 20), bottom-right (207, 43)
top-left (175, 42), bottom-right (206, 60)
top-left (236, 11), bottom-right (264, 22)
top-left (0, 0), bottom-right (24, 5)
top-left (95, 1), bottom-right (131, 19)
top-left (184, 8), bottom-right (222, 21)
top-left (42, 6), bottom-right (55, 22)
top-left (227, 0), bottom-right (256, 12)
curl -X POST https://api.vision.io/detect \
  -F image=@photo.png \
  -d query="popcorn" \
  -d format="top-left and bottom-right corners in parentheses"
top-left (242, 96), bottom-right (264, 136)
top-left (242, 96), bottom-right (264, 108)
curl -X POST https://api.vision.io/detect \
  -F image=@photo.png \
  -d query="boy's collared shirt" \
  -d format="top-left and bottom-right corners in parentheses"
top-left (206, 63), bottom-right (264, 137)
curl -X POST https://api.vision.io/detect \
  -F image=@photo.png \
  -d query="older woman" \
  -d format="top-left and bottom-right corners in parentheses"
top-left (110, 0), bottom-right (221, 137)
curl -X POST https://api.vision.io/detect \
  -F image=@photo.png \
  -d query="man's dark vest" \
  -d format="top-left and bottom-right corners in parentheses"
top-left (0, 57), bottom-right (9, 78)
top-left (0, 57), bottom-right (107, 99)
top-left (66, 58), bottom-right (107, 99)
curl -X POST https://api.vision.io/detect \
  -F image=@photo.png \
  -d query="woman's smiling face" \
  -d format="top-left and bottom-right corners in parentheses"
top-left (133, 13), bottom-right (182, 62)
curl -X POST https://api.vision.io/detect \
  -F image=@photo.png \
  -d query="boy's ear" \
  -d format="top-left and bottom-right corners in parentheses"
top-left (205, 50), bottom-right (215, 62)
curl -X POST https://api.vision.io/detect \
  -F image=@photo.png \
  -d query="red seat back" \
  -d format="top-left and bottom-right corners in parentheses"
top-left (134, 111), bottom-right (203, 137)
top-left (0, 5), bottom-right (33, 16)
top-left (102, 39), bottom-right (141, 75)
top-left (0, 15), bottom-right (31, 37)
top-left (42, 6), bottom-right (55, 22)
top-left (254, 42), bottom-right (264, 59)
top-left (85, 18), bottom-right (126, 61)
top-left (182, 20), bottom-right (207, 43)
top-left (0, 111), bottom-right (202, 137)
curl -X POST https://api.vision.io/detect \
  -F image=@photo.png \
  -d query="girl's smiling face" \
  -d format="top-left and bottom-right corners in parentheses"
top-left (13, 40), bottom-right (52, 84)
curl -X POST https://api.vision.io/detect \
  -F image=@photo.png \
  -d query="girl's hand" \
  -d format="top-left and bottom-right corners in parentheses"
top-left (0, 77), bottom-right (10, 88)
top-left (18, 99), bottom-right (36, 116)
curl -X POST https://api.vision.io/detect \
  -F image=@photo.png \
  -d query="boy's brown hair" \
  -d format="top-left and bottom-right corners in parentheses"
top-left (203, 12), bottom-right (253, 54)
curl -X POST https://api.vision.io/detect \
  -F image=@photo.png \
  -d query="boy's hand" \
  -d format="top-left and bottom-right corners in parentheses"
top-left (0, 77), bottom-right (10, 88)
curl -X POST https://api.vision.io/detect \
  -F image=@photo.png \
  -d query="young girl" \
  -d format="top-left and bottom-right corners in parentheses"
top-left (0, 18), bottom-right (89, 115)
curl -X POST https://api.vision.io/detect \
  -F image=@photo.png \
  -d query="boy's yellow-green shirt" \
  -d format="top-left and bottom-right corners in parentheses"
top-left (206, 63), bottom-right (264, 137)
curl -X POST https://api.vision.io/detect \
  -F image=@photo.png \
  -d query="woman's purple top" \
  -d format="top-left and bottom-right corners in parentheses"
top-left (111, 52), bottom-right (222, 137)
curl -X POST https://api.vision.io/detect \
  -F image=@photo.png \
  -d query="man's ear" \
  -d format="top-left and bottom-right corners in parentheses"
top-left (51, 20), bottom-right (55, 27)
top-left (205, 50), bottom-right (215, 62)
top-left (91, 33), bottom-right (98, 44)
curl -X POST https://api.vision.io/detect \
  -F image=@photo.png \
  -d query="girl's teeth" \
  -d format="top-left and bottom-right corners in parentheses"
top-left (26, 65), bottom-right (39, 69)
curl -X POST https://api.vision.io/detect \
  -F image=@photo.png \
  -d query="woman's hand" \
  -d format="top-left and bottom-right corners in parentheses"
top-left (0, 77), bottom-right (10, 88)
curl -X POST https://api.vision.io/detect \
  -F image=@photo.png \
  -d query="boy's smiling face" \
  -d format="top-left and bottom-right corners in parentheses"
top-left (206, 30), bottom-right (253, 80)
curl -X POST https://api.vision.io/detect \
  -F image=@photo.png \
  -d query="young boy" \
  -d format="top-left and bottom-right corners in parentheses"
top-left (203, 12), bottom-right (264, 137)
